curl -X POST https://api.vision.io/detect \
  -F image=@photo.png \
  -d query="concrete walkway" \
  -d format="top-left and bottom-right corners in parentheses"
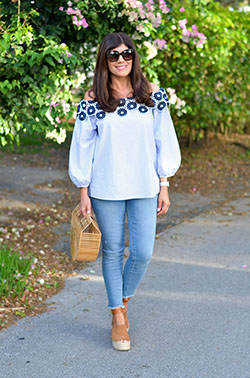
top-left (0, 196), bottom-right (250, 378)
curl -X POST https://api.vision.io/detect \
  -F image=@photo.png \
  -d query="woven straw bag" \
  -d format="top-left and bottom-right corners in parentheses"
top-left (70, 204), bottom-right (101, 261)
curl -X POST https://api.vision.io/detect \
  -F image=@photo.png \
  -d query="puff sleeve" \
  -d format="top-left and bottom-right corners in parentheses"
top-left (68, 113), bottom-right (97, 188)
top-left (153, 103), bottom-right (181, 178)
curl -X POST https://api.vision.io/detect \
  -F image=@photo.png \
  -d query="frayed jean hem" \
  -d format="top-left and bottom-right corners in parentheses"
top-left (123, 294), bottom-right (134, 300)
top-left (108, 304), bottom-right (125, 310)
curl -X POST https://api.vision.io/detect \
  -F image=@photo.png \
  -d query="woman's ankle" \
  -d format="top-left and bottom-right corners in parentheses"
top-left (112, 311), bottom-right (125, 326)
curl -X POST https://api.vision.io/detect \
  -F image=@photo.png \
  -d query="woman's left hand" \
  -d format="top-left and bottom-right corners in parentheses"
top-left (157, 187), bottom-right (170, 216)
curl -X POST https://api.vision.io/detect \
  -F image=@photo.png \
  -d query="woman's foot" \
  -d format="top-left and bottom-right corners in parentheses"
top-left (111, 307), bottom-right (130, 351)
top-left (123, 297), bottom-right (130, 332)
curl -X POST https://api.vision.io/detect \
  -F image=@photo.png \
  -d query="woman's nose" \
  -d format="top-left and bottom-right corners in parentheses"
top-left (117, 54), bottom-right (125, 63)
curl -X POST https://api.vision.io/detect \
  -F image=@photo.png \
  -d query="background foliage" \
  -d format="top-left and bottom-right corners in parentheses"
top-left (0, 0), bottom-right (249, 146)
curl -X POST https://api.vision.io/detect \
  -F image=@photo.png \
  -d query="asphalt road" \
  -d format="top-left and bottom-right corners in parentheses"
top-left (0, 196), bottom-right (250, 378)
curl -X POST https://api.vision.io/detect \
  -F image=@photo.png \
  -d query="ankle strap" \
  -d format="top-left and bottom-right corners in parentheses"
top-left (111, 307), bottom-right (123, 314)
top-left (123, 297), bottom-right (130, 304)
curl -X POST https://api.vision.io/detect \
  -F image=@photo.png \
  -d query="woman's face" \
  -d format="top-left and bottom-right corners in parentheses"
top-left (106, 43), bottom-right (133, 78)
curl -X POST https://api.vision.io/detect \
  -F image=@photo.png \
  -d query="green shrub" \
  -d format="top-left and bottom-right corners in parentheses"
top-left (0, 0), bottom-right (249, 146)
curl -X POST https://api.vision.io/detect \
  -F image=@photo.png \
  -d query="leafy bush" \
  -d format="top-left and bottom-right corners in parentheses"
top-left (0, 0), bottom-right (249, 146)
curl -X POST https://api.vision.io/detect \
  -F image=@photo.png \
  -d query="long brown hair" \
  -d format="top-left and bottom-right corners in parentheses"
top-left (89, 32), bottom-right (155, 112)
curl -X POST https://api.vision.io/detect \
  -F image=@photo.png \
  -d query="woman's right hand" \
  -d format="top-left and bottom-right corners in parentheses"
top-left (80, 187), bottom-right (92, 217)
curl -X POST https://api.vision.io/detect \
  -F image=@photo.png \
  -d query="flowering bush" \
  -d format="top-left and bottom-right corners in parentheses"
top-left (0, 0), bottom-right (249, 146)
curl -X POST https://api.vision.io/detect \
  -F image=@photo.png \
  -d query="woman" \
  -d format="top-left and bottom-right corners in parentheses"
top-left (69, 32), bottom-right (181, 351)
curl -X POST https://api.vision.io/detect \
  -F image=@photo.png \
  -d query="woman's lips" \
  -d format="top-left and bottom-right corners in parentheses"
top-left (115, 65), bottom-right (127, 70)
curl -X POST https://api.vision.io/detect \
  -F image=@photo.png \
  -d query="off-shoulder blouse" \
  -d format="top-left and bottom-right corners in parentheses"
top-left (68, 88), bottom-right (181, 200)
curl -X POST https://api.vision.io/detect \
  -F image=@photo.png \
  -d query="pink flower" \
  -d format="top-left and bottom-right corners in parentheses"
top-left (196, 41), bottom-right (204, 48)
top-left (198, 32), bottom-right (207, 43)
top-left (75, 8), bottom-right (82, 16)
top-left (72, 15), bottom-right (77, 21)
top-left (153, 12), bottom-right (162, 27)
top-left (179, 19), bottom-right (187, 29)
top-left (58, 58), bottom-right (63, 64)
top-left (58, 6), bottom-right (64, 11)
top-left (139, 9), bottom-right (146, 18)
top-left (136, 23), bottom-right (144, 33)
top-left (19, 250), bottom-right (24, 254)
top-left (66, 7), bottom-right (76, 15)
top-left (145, 2), bottom-right (153, 11)
top-left (56, 117), bottom-right (61, 124)
top-left (66, 51), bottom-right (72, 57)
top-left (137, 1), bottom-right (143, 9)
top-left (179, 7), bottom-right (185, 12)
top-left (182, 28), bottom-right (191, 37)
top-left (191, 24), bottom-right (199, 37)
top-left (146, 11), bottom-right (154, 19)
top-left (39, 219), bottom-right (44, 224)
top-left (81, 18), bottom-right (88, 28)
top-left (167, 87), bottom-right (176, 96)
top-left (50, 101), bottom-right (59, 107)
top-left (159, 0), bottom-right (170, 13)
top-left (154, 38), bottom-right (167, 50)
top-left (182, 35), bottom-right (190, 43)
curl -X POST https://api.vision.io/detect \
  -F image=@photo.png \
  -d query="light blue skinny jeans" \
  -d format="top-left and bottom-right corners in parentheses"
top-left (90, 196), bottom-right (158, 309)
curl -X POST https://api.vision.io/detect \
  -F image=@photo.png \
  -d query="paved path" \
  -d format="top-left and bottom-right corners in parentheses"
top-left (0, 196), bottom-right (250, 378)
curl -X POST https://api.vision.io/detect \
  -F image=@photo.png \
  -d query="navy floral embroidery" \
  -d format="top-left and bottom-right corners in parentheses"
top-left (117, 108), bottom-right (127, 117)
top-left (76, 88), bottom-right (169, 120)
top-left (157, 101), bottom-right (167, 111)
top-left (96, 111), bottom-right (106, 120)
top-left (78, 111), bottom-right (87, 121)
top-left (153, 91), bottom-right (163, 101)
top-left (138, 105), bottom-right (148, 113)
top-left (119, 99), bottom-right (126, 107)
top-left (127, 101), bottom-right (137, 110)
top-left (163, 92), bottom-right (168, 101)
top-left (79, 100), bottom-right (87, 110)
top-left (87, 105), bottom-right (96, 116)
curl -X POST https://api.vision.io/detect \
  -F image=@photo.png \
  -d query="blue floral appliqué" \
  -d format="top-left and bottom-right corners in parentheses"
top-left (76, 88), bottom-right (169, 121)
top-left (157, 101), bottom-right (167, 111)
top-left (96, 111), bottom-right (106, 120)
top-left (153, 91), bottom-right (163, 101)
top-left (79, 100), bottom-right (87, 110)
top-left (78, 111), bottom-right (87, 121)
top-left (127, 101), bottom-right (137, 110)
top-left (163, 93), bottom-right (169, 102)
top-left (119, 99), bottom-right (126, 107)
top-left (138, 105), bottom-right (148, 113)
top-left (87, 105), bottom-right (96, 116)
top-left (117, 108), bottom-right (127, 117)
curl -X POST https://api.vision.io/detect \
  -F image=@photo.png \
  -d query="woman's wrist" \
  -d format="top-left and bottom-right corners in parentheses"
top-left (159, 177), bottom-right (169, 187)
top-left (80, 187), bottom-right (89, 198)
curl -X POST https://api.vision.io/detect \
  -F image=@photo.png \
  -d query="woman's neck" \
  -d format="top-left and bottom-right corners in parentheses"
top-left (110, 76), bottom-right (133, 98)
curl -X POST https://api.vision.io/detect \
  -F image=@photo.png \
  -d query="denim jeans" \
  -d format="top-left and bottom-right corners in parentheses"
top-left (90, 196), bottom-right (158, 309)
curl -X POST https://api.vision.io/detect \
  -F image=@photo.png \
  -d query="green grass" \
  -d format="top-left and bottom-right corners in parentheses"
top-left (0, 245), bottom-right (38, 299)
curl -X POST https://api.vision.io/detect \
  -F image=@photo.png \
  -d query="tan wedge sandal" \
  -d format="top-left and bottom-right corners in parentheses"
top-left (123, 297), bottom-right (130, 332)
top-left (111, 307), bottom-right (130, 351)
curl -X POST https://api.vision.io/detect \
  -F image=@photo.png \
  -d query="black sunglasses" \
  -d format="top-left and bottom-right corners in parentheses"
top-left (106, 49), bottom-right (134, 62)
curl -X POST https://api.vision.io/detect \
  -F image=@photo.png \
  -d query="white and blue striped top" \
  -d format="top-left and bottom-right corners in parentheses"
top-left (69, 88), bottom-right (181, 200)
